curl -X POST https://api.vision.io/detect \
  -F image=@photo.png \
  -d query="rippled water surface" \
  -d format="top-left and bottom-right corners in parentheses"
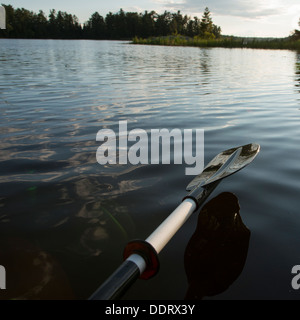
top-left (0, 39), bottom-right (300, 300)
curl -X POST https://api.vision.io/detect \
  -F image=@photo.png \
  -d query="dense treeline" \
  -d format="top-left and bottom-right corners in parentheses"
top-left (0, 4), bottom-right (221, 39)
top-left (0, 5), bottom-right (82, 38)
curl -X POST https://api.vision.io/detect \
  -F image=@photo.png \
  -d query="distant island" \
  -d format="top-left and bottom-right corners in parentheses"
top-left (132, 34), bottom-right (300, 50)
top-left (0, 4), bottom-right (299, 50)
top-left (131, 8), bottom-right (300, 50)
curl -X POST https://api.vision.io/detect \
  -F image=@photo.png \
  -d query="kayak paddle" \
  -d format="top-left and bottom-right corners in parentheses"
top-left (89, 143), bottom-right (260, 300)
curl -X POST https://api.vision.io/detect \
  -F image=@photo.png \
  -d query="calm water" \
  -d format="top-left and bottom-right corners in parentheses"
top-left (0, 39), bottom-right (299, 300)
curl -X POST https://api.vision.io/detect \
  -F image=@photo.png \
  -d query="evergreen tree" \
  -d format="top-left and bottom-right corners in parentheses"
top-left (141, 11), bottom-right (156, 38)
top-left (170, 10), bottom-right (188, 35)
top-left (33, 10), bottom-right (48, 38)
top-left (213, 24), bottom-right (222, 38)
top-left (105, 12), bottom-right (117, 39)
top-left (125, 12), bottom-right (141, 38)
top-left (155, 11), bottom-right (172, 36)
top-left (84, 12), bottom-right (106, 39)
top-left (292, 18), bottom-right (300, 39)
top-left (192, 16), bottom-right (201, 36)
top-left (115, 9), bottom-right (127, 39)
top-left (200, 7), bottom-right (214, 37)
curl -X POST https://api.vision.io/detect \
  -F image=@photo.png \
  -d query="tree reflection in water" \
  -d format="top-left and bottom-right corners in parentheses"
top-left (296, 52), bottom-right (300, 93)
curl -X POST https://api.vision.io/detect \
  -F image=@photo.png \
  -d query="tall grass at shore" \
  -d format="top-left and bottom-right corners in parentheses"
top-left (132, 35), bottom-right (300, 50)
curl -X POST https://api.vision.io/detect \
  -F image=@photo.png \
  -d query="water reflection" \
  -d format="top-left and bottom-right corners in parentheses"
top-left (198, 48), bottom-right (212, 89)
top-left (184, 192), bottom-right (250, 300)
top-left (0, 40), bottom-right (299, 299)
top-left (0, 237), bottom-right (74, 300)
top-left (199, 48), bottom-right (211, 74)
top-left (295, 52), bottom-right (300, 93)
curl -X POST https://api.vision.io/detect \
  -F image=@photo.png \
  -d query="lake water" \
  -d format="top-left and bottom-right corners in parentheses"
top-left (0, 39), bottom-right (299, 300)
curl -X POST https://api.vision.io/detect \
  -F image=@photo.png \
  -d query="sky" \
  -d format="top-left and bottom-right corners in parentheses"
top-left (2, 0), bottom-right (300, 37)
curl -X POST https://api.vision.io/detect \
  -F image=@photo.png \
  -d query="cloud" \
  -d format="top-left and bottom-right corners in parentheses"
top-left (155, 0), bottom-right (288, 19)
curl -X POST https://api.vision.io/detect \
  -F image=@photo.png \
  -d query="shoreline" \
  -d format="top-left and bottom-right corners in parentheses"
top-left (132, 35), bottom-right (300, 51)
top-left (0, 36), bottom-right (299, 50)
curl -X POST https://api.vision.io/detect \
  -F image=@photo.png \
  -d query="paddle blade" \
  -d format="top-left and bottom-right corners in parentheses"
top-left (186, 143), bottom-right (260, 191)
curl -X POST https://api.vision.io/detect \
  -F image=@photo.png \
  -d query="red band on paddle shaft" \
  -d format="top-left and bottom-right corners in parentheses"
top-left (123, 240), bottom-right (160, 280)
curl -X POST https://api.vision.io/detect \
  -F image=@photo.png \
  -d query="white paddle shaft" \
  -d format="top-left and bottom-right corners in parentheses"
top-left (145, 199), bottom-right (197, 254)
